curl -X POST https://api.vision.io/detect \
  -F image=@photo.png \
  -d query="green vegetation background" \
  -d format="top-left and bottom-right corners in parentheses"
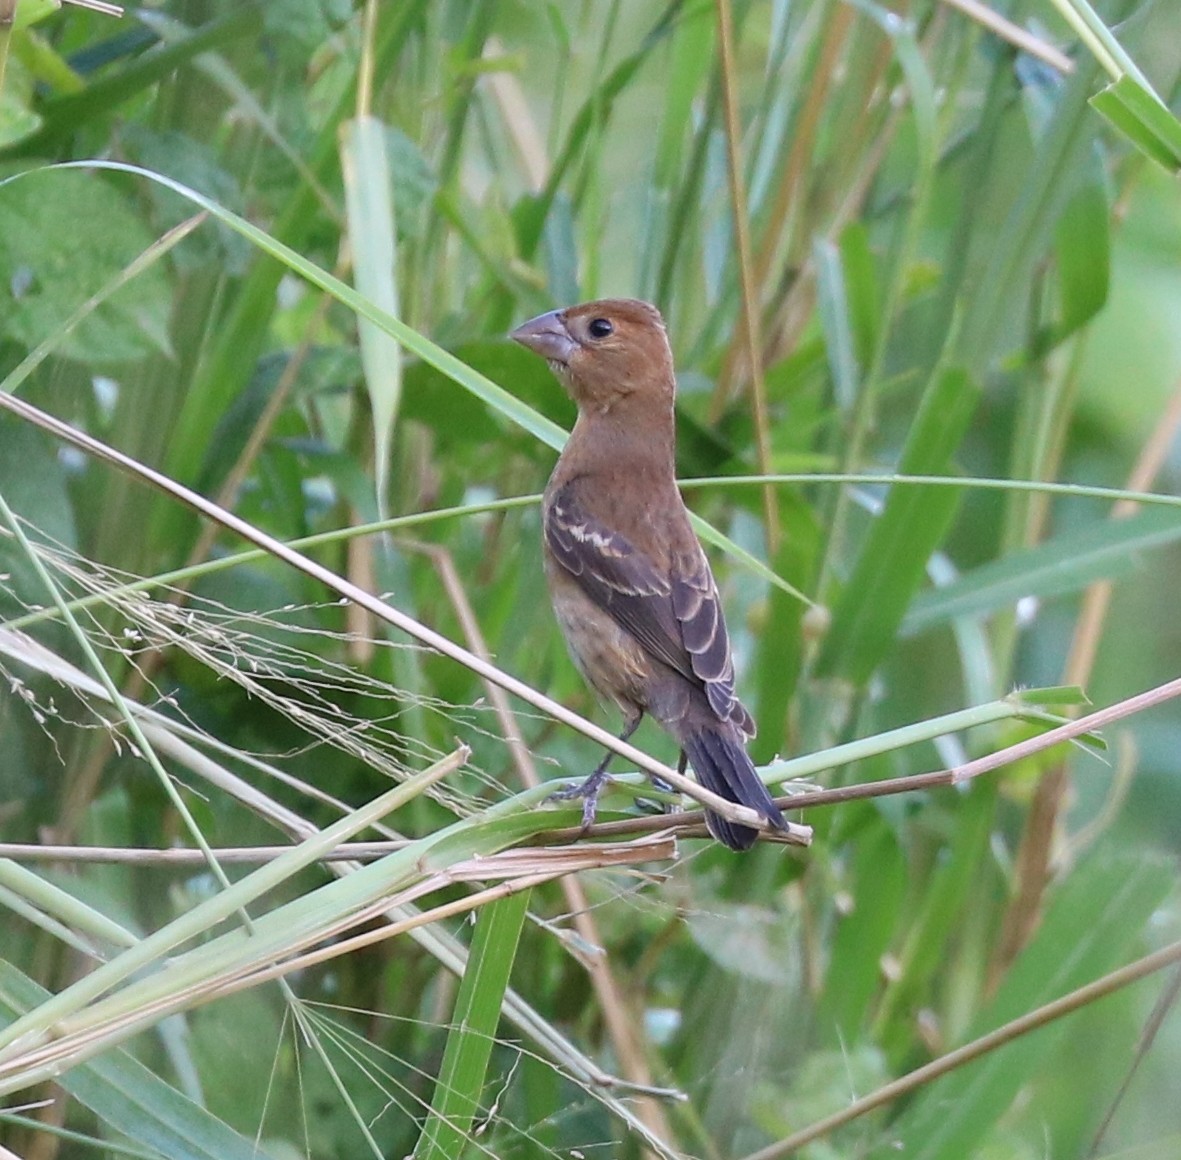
top-left (1, 1), bottom-right (1180, 1157)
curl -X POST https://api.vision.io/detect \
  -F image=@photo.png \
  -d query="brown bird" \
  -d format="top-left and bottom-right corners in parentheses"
top-left (510, 298), bottom-right (787, 850)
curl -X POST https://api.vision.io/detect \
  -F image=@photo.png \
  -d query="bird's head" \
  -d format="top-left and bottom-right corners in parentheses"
top-left (510, 298), bottom-right (675, 412)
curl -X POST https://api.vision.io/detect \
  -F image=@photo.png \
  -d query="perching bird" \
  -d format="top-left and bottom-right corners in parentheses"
top-left (510, 298), bottom-right (787, 850)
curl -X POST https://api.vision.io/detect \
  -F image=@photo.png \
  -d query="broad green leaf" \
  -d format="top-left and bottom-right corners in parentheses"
top-left (542, 192), bottom-right (580, 304)
top-left (751, 500), bottom-right (821, 762)
top-left (875, 782), bottom-right (998, 1060)
top-left (0, 963), bottom-right (266, 1160)
top-left (840, 221), bottom-right (881, 374)
top-left (12, 22), bottom-right (83, 94)
top-left (902, 507), bottom-right (1181, 636)
top-left (0, 167), bottom-right (172, 362)
top-left (817, 367), bottom-right (980, 684)
top-left (0, 87), bottom-right (41, 150)
top-left (0, 417), bottom-right (77, 622)
top-left (815, 822), bottom-right (907, 1044)
top-left (875, 848), bottom-right (1173, 1159)
top-left (12, 0), bottom-right (59, 31)
top-left (1037, 181), bottom-right (1110, 351)
top-left (341, 114), bottom-right (402, 514)
top-left (814, 236), bottom-right (861, 413)
top-left (956, 50), bottom-right (1103, 369)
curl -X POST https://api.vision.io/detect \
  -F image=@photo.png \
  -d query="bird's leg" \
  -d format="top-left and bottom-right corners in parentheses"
top-left (655, 751), bottom-right (687, 797)
top-left (550, 713), bottom-right (643, 832)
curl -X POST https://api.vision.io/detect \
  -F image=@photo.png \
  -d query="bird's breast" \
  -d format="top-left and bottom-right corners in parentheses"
top-left (543, 552), bottom-right (652, 712)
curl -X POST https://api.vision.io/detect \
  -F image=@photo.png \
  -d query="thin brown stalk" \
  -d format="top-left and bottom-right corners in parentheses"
top-left (741, 938), bottom-right (1181, 1159)
top-left (939, 0), bottom-right (1074, 73)
top-left (749, 3), bottom-right (855, 362)
top-left (714, 0), bottom-right (779, 550)
top-left (713, 4), bottom-right (851, 413)
top-left (408, 541), bottom-right (541, 789)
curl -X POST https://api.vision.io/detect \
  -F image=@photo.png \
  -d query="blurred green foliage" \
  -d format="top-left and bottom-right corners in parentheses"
top-left (1, 1), bottom-right (1181, 1157)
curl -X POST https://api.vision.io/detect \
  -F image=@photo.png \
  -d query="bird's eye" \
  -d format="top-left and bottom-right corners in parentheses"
top-left (587, 317), bottom-right (614, 339)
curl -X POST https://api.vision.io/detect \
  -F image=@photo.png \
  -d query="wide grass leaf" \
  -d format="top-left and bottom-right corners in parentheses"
top-left (902, 507), bottom-right (1181, 636)
top-left (0, 167), bottom-right (172, 362)
top-left (817, 367), bottom-right (980, 684)
top-left (417, 890), bottom-right (532, 1160)
top-left (0, 962), bottom-right (267, 1160)
top-left (870, 847), bottom-right (1173, 1158)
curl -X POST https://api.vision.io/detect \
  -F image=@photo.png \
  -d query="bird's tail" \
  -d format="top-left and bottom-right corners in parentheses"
top-left (680, 726), bottom-right (786, 851)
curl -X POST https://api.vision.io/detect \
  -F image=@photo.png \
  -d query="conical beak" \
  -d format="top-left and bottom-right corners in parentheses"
top-left (510, 310), bottom-right (578, 366)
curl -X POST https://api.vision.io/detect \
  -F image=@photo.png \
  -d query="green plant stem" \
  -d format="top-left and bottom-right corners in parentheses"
top-left (1043, 0), bottom-right (1155, 91)
top-left (0, 861), bottom-right (138, 948)
top-left (417, 890), bottom-right (532, 1160)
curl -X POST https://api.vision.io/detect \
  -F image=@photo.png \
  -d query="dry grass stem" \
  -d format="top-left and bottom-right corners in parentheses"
top-left (939, 0), bottom-right (1074, 73)
top-left (0, 837), bottom-right (675, 1098)
top-left (715, 0), bottom-right (779, 549)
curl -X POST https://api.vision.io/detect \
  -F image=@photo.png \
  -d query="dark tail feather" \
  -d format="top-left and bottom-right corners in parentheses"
top-left (681, 727), bottom-right (787, 851)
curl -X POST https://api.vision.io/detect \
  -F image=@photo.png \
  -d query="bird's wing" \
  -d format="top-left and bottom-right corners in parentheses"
top-left (545, 484), bottom-right (743, 724)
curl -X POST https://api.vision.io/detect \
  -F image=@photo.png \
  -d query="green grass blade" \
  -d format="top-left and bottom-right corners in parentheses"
top-left (875, 849), bottom-right (1173, 1159)
top-left (813, 236), bottom-right (861, 413)
top-left (417, 889), bottom-right (532, 1160)
top-left (341, 114), bottom-right (402, 514)
top-left (0, 962), bottom-right (267, 1160)
top-left (1090, 76), bottom-right (1181, 172)
top-left (902, 507), bottom-right (1181, 636)
top-left (816, 367), bottom-right (980, 683)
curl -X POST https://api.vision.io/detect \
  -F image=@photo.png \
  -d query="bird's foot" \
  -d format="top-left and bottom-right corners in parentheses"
top-left (548, 769), bottom-right (613, 832)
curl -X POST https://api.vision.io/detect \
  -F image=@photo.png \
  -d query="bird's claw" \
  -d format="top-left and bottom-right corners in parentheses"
top-left (548, 769), bottom-right (613, 833)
